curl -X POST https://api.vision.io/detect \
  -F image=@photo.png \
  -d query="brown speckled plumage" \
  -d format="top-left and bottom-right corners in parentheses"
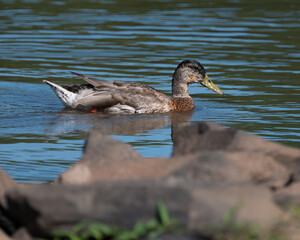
top-left (43, 60), bottom-right (223, 114)
top-left (170, 97), bottom-right (195, 112)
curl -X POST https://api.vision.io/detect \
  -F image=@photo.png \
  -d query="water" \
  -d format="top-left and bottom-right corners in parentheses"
top-left (0, 0), bottom-right (299, 183)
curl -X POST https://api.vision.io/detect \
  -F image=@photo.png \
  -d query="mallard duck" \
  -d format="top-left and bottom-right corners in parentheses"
top-left (43, 60), bottom-right (223, 114)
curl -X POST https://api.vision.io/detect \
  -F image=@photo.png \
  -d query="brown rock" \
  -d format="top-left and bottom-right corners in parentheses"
top-left (57, 130), bottom-right (196, 185)
top-left (57, 130), bottom-right (142, 184)
top-left (273, 182), bottom-right (300, 210)
top-left (0, 169), bottom-right (19, 236)
top-left (12, 227), bottom-right (33, 240)
top-left (172, 123), bottom-right (300, 168)
top-left (154, 233), bottom-right (200, 240)
top-left (170, 150), bottom-right (290, 189)
top-left (171, 122), bottom-right (299, 189)
top-left (170, 152), bottom-right (243, 184)
top-left (188, 182), bottom-right (283, 229)
top-left (5, 180), bottom-right (190, 238)
top-left (0, 228), bottom-right (12, 240)
top-left (6, 122), bottom-right (297, 239)
top-left (0, 169), bottom-right (16, 207)
top-left (172, 122), bottom-right (237, 156)
top-left (57, 123), bottom-right (299, 189)
top-left (5, 178), bottom-right (283, 238)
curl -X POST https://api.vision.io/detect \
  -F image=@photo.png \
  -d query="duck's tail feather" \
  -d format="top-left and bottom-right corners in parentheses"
top-left (43, 80), bottom-right (77, 108)
top-left (70, 71), bottom-right (111, 87)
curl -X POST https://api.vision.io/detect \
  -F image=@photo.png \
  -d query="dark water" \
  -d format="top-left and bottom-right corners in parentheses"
top-left (0, 0), bottom-right (299, 183)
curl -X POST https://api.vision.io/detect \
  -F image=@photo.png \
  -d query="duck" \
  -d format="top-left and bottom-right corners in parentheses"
top-left (43, 60), bottom-right (223, 114)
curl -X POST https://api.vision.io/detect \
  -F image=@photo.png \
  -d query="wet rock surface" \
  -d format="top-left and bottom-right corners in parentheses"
top-left (1, 122), bottom-right (300, 239)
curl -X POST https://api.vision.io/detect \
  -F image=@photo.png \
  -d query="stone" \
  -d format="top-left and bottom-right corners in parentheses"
top-left (57, 129), bottom-right (197, 185)
top-left (0, 169), bottom-right (16, 207)
top-left (12, 227), bottom-right (33, 240)
top-left (172, 123), bottom-right (300, 167)
top-left (5, 178), bottom-right (283, 238)
top-left (273, 182), bottom-right (300, 210)
top-left (57, 130), bottom-right (142, 184)
top-left (188, 182), bottom-right (283, 230)
top-left (0, 228), bottom-right (12, 240)
top-left (154, 233), bottom-right (200, 240)
top-left (0, 169), bottom-right (18, 236)
top-left (170, 150), bottom-right (291, 189)
top-left (172, 122), bottom-right (237, 156)
top-left (5, 180), bottom-right (190, 238)
top-left (4, 122), bottom-right (300, 240)
top-left (171, 122), bottom-right (299, 189)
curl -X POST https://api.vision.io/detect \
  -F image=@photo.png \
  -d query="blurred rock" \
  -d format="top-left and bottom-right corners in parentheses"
top-left (273, 182), bottom-right (300, 210)
top-left (57, 131), bottom-right (143, 184)
top-left (170, 150), bottom-right (291, 189)
top-left (0, 169), bottom-right (16, 207)
top-left (2, 122), bottom-right (300, 240)
top-left (153, 233), bottom-right (200, 240)
top-left (5, 180), bottom-right (190, 238)
top-left (0, 228), bottom-right (12, 240)
top-left (172, 123), bottom-right (300, 168)
top-left (4, 180), bottom-right (282, 238)
top-left (171, 122), bottom-right (299, 189)
top-left (0, 169), bottom-right (18, 236)
top-left (12, 227), bottom-right (33, 240)
top-left (57, 122), bottom-right (298, 189)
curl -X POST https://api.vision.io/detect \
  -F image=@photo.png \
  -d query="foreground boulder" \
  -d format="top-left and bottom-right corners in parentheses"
top-left (0, 169), bottom-right (19, 237)
top-left (0, 228), bottom-right (11, 240)
top-left (273, 182), bottom-right (300, 210)
top-left (172, 122), bottom-right (300, 169)
top-left (171, 122), bottom-right (299, 189)
top-left (1, 122), bottom-right (300, 240)
top-left (4, 179), bottom-right (282, 238)
top-left (0, 169), bottom-right (16, 207)
top-left (58, 122), bottom-right (298, 190)
top-left (57, 132), bottom-right (176, 184)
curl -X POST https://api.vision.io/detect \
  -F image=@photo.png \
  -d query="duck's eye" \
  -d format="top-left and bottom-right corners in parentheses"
top-left (208, 80), bottom-right (211, 83)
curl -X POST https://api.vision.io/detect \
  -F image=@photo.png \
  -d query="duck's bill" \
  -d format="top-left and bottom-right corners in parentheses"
top-left (201, 74), bottom-right (223, 95)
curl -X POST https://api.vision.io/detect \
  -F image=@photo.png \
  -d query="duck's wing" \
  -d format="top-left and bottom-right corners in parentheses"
top-left (71, 71), bottom-right (114, 88)
top-left (43, 79), bottom-right (118, 110)
top-left (107, 81), bottom-right (171, 113)
top-left (71, 72), bottom-right (171, 113)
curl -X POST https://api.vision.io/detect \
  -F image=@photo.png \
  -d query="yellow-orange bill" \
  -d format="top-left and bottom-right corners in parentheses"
top-left (201, 74), bottom-right (223, 95)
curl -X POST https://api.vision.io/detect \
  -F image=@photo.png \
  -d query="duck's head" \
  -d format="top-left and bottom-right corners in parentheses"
top-left (172, 60), bottom-right (223, 97)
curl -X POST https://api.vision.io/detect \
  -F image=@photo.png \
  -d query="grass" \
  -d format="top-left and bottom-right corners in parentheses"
top-left (37, 202), bottom-right (300, 240)
top-left (211, 204), bottom-right (300, 240)
top-left (37, 201), bottom-right (179, 240)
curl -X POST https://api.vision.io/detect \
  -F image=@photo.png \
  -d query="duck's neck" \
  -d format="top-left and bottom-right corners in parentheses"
top-left (172, 72), bottom-right (190, 98)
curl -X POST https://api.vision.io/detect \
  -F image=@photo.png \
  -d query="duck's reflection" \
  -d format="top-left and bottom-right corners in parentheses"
top-left (169, 111), bottom-right (194, 143)
top-left (45, 109), bottom-right (193, 140)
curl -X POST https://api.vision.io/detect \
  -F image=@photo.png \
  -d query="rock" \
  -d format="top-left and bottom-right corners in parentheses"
top-left (4, 122), bottom-right (300, 239)
top-left (0, 169), bottom-right (16, 207)
top-left (5, 178), bottom-right (283, 238)
top-left (172, 122), bottom-right (237, 156)
top-left (188, 182), bottom-right (283, 230)
top-left (57, 130), bottom-right (142, 184)
top-left (12, 227), bottom-right (33, 240)
top-left (57, 130), bottom-right (194, 185)
top-left (153, 233), bottom-right (200, 240)
top-left (5, 180), bottom-right (190, 238)
top-left (57, 122), bottom-right (295, 189)
top-left (0, 169), bottom-right (19, 236)
top-left (171, 122), bottom-right (299, 189)
top-left (172, 123), bottom-right (300, 168)
top-left (170, 149), bottom-right (291, 189)
top-left (0, 228), bottom-right (12, 240)
top-left (170, 152), bottom-right (243, 184)
top-left (273, 182), bottom-right (300, 210)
